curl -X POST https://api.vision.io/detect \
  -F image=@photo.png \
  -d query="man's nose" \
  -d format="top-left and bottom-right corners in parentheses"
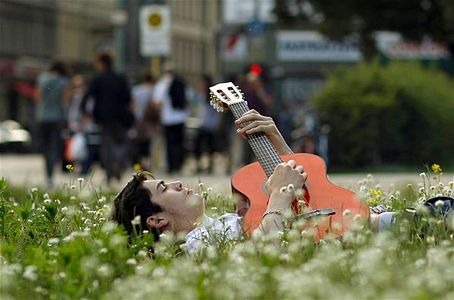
top-left (170, 181), bottom-right (183, 191)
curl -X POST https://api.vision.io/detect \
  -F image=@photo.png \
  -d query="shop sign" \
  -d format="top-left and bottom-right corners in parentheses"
top-left (277, 31), bottom-right (362, 62)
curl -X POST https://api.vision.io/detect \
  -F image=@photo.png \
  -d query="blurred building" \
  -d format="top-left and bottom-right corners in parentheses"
top-left (168, 0), bottom-right (219, 79)
top-left (0, 0), bottom-right (116, 122)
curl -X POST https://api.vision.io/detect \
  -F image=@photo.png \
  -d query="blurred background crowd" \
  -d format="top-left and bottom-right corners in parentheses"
top-left (0, 0), bottom-right (453, 186)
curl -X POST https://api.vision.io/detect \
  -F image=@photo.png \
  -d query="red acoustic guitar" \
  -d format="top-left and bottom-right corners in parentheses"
top-left (209, 82), bottom-right (369, 240)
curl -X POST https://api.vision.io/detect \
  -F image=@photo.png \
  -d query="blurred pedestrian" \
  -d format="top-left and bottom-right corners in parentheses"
top-left (153, 64), bottom-right (189, 174)
top-left (193, 75), bottom-right (219, 174)
top-left (131, 70), bottom-right (157, 171)
top-left (67, 74), bottom-right (99, 175)
top-left (81, 52), bottom-right (133, 183)
top-left (35, 61), bottom-right (69, 187)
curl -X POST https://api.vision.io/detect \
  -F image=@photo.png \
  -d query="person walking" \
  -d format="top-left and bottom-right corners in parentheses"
top-left (131, 70), bottom-right (157, 171)
top-left (81, 52), bottom-right (133, 183)
top-left (193, 75), bottom-right (220, 174)
top-left (153, 65), bottom-right (189, 174)
top-left (35, 61), bottom-right (69, 187)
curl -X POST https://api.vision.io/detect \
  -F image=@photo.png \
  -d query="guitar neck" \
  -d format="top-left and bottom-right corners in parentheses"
top-left (229, 101), bottom-right (283, 178)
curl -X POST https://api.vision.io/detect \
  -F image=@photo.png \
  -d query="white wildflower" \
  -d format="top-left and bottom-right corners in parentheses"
top-left (97, 264), bottom-right (113, 278)
top-left (435, 200), bottom-right (445, 208)
top-left (48, 238), bottom-right (59, 246)
top-left (31, 187), bottom-right (38, 193)
top-left (126, 258), bottom-right (137, 265)
top-left (23, 266), bottom-right (38, 281)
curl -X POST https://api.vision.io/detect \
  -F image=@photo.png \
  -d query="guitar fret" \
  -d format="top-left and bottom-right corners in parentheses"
top-left (230, 102), bottom-right (283, 178)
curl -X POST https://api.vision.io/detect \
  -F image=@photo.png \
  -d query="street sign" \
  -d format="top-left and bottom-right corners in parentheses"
top-left (139, 5), bottom-right (171, 56)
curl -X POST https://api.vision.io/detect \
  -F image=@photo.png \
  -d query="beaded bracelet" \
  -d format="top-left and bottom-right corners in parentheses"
top-left (262, 210), bottom-right (283, 219)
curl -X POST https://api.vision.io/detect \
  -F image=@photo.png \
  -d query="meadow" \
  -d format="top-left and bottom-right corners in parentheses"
top-left (1, 166), bottom-right (453, 300)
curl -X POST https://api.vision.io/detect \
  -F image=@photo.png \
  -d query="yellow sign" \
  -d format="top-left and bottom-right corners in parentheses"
top-left (148, 13), bottom-right (162, 27)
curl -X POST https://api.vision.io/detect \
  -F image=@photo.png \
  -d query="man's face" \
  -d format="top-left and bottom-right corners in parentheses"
top-left (142, 179), bottom-right (205, 234)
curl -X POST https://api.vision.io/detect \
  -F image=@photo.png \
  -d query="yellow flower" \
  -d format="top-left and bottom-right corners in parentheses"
top-left (66, 164), bottom-right (74, 172)
top-left (133, 163), bottom-right (142, 172)
top-left (431, 164), bottom-right (442, 174)
top-left (368, 188), bottom-right (383, 206)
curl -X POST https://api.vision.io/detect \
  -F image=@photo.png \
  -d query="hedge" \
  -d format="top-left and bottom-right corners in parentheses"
top-left (313, 61), bottom-right (454, 169)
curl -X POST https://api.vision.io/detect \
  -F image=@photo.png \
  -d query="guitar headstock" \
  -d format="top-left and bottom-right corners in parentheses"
top-left (209, 82), bottom-right (245, 112)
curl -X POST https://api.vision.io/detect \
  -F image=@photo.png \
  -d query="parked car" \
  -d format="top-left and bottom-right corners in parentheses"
top-left (0, 120), bottom-right (32, 153)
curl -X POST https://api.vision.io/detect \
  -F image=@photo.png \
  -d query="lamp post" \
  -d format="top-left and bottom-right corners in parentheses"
top-left (111, 0), bottom-right (128, 72)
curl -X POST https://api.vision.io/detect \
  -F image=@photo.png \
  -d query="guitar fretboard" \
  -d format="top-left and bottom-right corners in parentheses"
top-left (229, 102), bottom-right (284, 178)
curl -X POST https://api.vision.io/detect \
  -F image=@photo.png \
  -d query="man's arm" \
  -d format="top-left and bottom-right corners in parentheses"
top-left (235, 109), bottom-right (292, 156)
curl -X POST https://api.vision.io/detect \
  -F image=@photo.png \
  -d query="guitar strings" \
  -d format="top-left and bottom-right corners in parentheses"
top-left (230, 102), bottom-right (283, 177)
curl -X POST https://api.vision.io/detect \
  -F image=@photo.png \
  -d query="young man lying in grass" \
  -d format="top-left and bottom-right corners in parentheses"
top-left (112, 110), bottom-right (449, 254)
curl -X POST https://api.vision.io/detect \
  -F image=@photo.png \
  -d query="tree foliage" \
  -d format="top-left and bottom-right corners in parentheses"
top-left (313, 61), bottom-right (454, 168)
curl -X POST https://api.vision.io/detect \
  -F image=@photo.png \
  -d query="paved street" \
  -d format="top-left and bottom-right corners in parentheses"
top-left (1, 154), bottom-right (453, 194)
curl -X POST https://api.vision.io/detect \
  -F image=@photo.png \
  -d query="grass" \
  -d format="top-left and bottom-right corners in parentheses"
top-left (0, 171), bottom-right (453, 300)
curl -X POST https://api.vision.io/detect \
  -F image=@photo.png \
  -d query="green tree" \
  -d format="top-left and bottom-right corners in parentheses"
top-left (313, 61), bottom-right (454, 168)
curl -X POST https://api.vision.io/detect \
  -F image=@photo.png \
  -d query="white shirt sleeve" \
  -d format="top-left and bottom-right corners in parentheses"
top-left (184, 213), bottom-right (243, 255)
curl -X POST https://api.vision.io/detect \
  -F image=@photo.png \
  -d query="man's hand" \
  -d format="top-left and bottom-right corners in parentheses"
top-left (235, 109), bottom-right (292, 155)
top-left (265, 160), bottom-right (307, 211)
top-left (266, 160), bottom-right (307, 195)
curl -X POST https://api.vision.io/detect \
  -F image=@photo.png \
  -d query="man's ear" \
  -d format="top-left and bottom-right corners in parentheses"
top-left (146, 215), bottom-right (170, 230)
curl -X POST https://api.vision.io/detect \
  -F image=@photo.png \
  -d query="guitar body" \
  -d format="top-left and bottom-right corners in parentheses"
top-left (232, 153), bottom-right (369, 239)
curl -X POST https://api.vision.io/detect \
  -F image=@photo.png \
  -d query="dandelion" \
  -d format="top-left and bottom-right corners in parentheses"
top-left (287, 184), bottom-right (295, 193)
top-left (77, 177), bottom-right (84, 184)
top-left (44, 199), bottom-right (52, 204)
top-left (23, 266), bottom-right (38, 281)
top-left (66, 164), bottom-right (74, 172)
top-left (70, 185), bottom-right (76, 190)
top-left (126, 258), bottom-right (137, 265)
top-left (431, 163), bottom-right (442, 174)
top-left (198, 182), bottom-right (204, 189)
top-left (31, 187), bottom-right (38, 193)
top-left (48, 238), bottom-right (59, 246)
top-left (435, 200), bottom-right (445, 208)
top-left (131, 215), bottom-right (141, 226)
top-left (70, 196), bottom-right (76, 201)
top-left (134, 163), bottom-right (142, 172)
top-left (420, 172), bottom-right (426, 178)
top-left (43, 193), bottom-right (50, 199)
top-left (97, 264), bottom-right (113, 278)
top-left (280, 186), bottom-right (288, 193)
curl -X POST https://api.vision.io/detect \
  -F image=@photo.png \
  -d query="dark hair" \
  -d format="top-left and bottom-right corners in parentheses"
top-left (112, 171), bottom-right (162, 241)
top-left (141, 70), bottom-right (155, 83)
top-left (49, 61), bottom-right (67, 76)
top-left (169, 75), bottom-right (187, 109)
top-left (96, 52), bottom-right (113, 69)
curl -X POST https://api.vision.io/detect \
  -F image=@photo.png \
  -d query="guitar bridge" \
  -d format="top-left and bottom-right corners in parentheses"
top-left (291, 208), bottom-right (336, 222)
